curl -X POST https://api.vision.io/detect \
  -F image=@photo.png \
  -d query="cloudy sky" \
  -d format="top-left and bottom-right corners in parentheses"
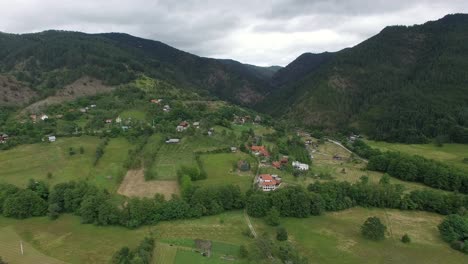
top-left (1, 0), bottom-right (467, 66)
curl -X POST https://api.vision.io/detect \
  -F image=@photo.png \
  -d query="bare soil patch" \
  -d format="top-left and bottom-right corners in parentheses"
top-left (23, 76), bottom-right (114, 113)
top-left (0, 74), bottom-right (38, 106)
top-left (118, 169), bottom-right (180, 199)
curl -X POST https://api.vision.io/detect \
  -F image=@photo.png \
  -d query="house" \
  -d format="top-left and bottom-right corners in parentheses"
top-left (256, 174), bottom-right (282, 192)
top-left (280, 156), bottom-right (289, 164)
top-left (0, 134), bottom-right (8, 144)
top-left (207, 128), bottom-right (214, 136)
top-left (116, 116), bottom-right (122, 123)
top-left (176, 121), bottom-right (190, 132)
top-left (230, 146), bottom-right (237, 153)
top-left (165, 138), bottom-right (180, 144)
top-left (237, 160), bottom-right (250, 171)
top-left (48, 136), bottom-right (56, 142)
top-left (90, 104), bottom-right (97, 108)
top-left (250, 145), bottom-right (270, 157)
top-left (30, 114), bottom-right (37, 123)
top-left (150, 99), bottom-right (162, 104)
top-left (79, 108), bottom-right (87, 113)
top-left (163, 105), bottom-right (171, 112)
top-left (40, 114), bottom-right (49, 121)
top-left (193, 122), bottom-right (200, 128)
top-left (55, 114), bottom-right (64, 119)
top-left (292, 161), bottom-right (309, 171)
top-left (272, 161), bottom-right (282, 170)
top-left (105, 119), bottom-right (113, 124)
top-left (121, 126), bottom-right (129, 131)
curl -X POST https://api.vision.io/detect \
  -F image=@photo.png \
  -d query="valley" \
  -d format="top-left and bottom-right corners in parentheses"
top-left (0, 13), bottom-right (467, 264)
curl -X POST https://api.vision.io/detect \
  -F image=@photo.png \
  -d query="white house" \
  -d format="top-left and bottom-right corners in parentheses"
top-left (165, 138), bottom-right (180, 144)
top-left (116, 116), bottom-right (122, 123)
top-left (292, 161), bottom-right (309, 171)
top-left (193, 122), bottom-right (200, 128)
top-left (40, 114), bottom-right (49, 121)
top-left (256, 174), bottom-right (282, 192)
top-left (48, 136), bottom-right (56, 142)
top-left (163, 105), bottom-right (171, 112)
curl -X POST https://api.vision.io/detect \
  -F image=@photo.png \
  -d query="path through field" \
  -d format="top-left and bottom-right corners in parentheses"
top-left (118, 169), bottom-right (180, 199)
top-left (243, 209), bottom-right (257, 238)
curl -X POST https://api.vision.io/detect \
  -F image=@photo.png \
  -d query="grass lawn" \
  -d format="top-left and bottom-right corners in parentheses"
top-left (365, 140), bottom-right (468, 172)
top-left (153, 135), bottom-right (230, 180)
top-left (120, 109), bottom-right (147, 122)
top-left (0, 211), bottom-right (250, 264)
top-left (251, 207), bottom-right (468, 264)
top-left (196, 153), bottom-right (256, 191)
top-left (0, 136), bottom-right (132, 192)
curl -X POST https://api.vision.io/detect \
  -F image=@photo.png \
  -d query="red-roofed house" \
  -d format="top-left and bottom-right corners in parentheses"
top-left (176, 121), bottom-right (190, 132)
top-left (256, 174), bottom-right (282, 191)
top-left (272, 161), bottom-right (282, 170)
top-left (251, 146), bottom-right (270, 157)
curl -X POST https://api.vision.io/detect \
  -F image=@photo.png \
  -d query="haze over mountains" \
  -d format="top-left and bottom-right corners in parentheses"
top-left (1, 14), bottom-right (467, 143)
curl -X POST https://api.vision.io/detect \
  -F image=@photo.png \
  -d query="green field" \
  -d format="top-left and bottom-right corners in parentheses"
top-left (251, 207), bottom-right (468, 264)
top-left (0, 211), bottom-right (250, 264)
top-left (302, 140), bottom-right (453, 193)
top-left (153, 135), bottom-right (230, 180)
top-left (366, 140), bottom-right (468, 172)
top-left (0, 136), bottom-right (132, 191)
top-left (120, 109), bottom-right (147, 122)
top-left (196, 153), bottom-right (256, 191)
top-left (0, 207), bottom-right (466, 264)
top-left (0, 136), bottom-right (100, 187)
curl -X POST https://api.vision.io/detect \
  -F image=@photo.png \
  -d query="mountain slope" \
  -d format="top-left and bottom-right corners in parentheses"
top-left (0, 31), bottom-right (270, 106)
top-left (261, 14), bottom-right (468, 143)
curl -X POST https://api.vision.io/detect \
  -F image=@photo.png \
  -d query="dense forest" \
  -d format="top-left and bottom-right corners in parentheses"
top-left (261, 14), bottom-right (468, 144)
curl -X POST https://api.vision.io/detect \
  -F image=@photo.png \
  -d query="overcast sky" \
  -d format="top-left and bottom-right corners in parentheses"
top-left (1, 1), bottom-right (467, 66)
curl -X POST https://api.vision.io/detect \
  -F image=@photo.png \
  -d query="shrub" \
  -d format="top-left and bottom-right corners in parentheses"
top-left (276, 226), bottom-right (288, 241)
top-left (401, 234), bottom-right (411, 243)
top-left (361, 216), bottom-right (386, 241)
top-left (265, 207), bottom-right (280, 226)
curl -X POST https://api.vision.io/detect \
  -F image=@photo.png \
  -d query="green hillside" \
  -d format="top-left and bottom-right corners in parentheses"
top-left (0, 31), bottom-right (269, 106)
top-left (262, 14), bottom-right (468, 144)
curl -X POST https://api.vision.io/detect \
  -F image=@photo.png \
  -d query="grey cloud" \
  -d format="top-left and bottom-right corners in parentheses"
top-left (0, 0), bottom-right (467, 66)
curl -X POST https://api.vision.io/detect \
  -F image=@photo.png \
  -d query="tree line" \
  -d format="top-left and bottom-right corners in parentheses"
top-left (0, 180), bottom-right (244, 229)
top-left (349, 140), bottom-right (468, 194)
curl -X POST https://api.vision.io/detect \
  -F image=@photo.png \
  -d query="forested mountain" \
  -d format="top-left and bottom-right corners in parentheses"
top-left (261, 14), bottom-right (468, 143)
top-left (1, 14), bottom-right (468, 144)
top-left (0, 31), bottom-right (270, 106)
top-left (270, 52), bottom-right (334, 88)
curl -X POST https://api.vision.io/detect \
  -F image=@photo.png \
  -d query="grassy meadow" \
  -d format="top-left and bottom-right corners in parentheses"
top-left (152, 135), bottom-right (230, 180)
top-left (0, 207), bottom-right (466, 264)
top-left (0, 211), bottom-right (250, 264)
top-left (251, 207), bottom-right (468, 264)
top-left (0, 136), bottom-right (132, 191)
top-left (365, 140), bottom-right (468, 172)
top-left (196, 152), bottom-right (256, 191)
